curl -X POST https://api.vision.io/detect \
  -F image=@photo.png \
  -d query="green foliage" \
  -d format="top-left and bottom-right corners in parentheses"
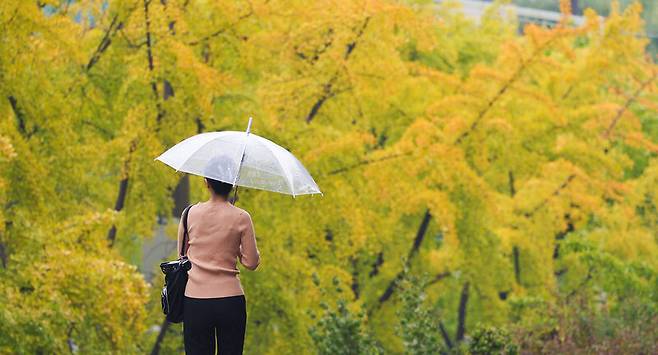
top-left (0, 0), bottom-right (657, 353)
top-left (309, 299), bottom-right (382, 355)
top-left (397, 273), bottom-right (444, 354)
top-left (468, 324), bottom-right (518, 355)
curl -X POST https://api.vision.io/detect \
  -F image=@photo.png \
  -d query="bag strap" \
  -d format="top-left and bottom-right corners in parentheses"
top-left (180, 204), bottom-right (193, 257)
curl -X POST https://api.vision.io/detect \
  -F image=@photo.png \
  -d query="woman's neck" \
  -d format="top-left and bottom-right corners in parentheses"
top-left (208, 195), bottom-right (228, 204)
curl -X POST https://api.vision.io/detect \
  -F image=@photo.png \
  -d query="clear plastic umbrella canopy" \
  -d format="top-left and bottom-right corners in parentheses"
top-left (155, 120), bottom-right (321, 196)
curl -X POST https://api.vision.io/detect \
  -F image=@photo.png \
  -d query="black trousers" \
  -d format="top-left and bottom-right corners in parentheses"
top-left (183, 295), bottom-right (247, 355)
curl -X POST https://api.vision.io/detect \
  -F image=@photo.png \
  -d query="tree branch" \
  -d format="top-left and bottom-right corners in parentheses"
top-left (186, 5), bottom-right (253, 46)
top-left (149, 318), bottom-right (170, 355)
top-left (0, 241), bottom-right (7, 268)
top-left (427, 271), bottom-right (451, 287)
top-left (144, 0), bottom-right (157, 76)
top-left (439, 321), bottom-right (453, 349)
top-left (523, 174), bottom-right (576, 218)
top-left (107, 0), bottom-right (172, 246)
top-left (454, 35), bottom-right (562, 145)
top-left (305, 81), bottom-right (336, 123)
top-left (513, 246), bottom-right (521, 284)
top-left (86, 14), bottom-right (121, 71)
top-left (350, 256), bottom-right (360, 299)
top-left (81, 119), bottom-right (115, 139)
top-left (368, 252), bottom-right (383, 277)
top-left (602, 70), bottom-right (658, 140)
top-left (305, 17), bottom-right (370, 123)
top-left (295, 28), bottom-right (334, 65)
top-left (143, 0), bottom-right (165, 127)
top-left (565, 266), bottom-right (594, 300)
top-left (552, 214), bottom-right (574, 259)
top-left (8, 96), bottom-right (38, 138)
top-left (375, 209), bottom-right (432, 306)
top-left (107, 138), bottom-right (138, 246)
top-left (326, 151), bottom-right (411, 176)
top-left (119, 28), bottom-right (147, 49)
top-left (455, 282), bottom-right (470, 342)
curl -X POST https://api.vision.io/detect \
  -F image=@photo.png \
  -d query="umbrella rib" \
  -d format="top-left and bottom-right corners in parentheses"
top-left (262, 140), bottom-right (296, 197)
top-left (233, 134), bottom-right (250, 186)
top-left (173, 137), bottom-right (220, 173)
top-left (172, 134), bottom-right (243, 184)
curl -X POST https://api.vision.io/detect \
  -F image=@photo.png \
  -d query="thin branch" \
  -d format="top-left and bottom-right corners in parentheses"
top-left (305, 81), bottom-right (336, 123)
top-left (454, 34), bottom-right (562, 145)
top-left (186, 5), bottom-right (253, 46)
top-left (144, 0), bottom-right (156, 73)
top-left (119, 28), bottom-right (147, 49)
top-left (305, 17), bottom-right (370, 123)
top-left (295, 28), bottom-right (334, 65)
top-left (565, 266), bottom-right (594, 300)
top-left (143, 0), bottom-right (164, 127)
top-left (374, 209), bottom-right (432, 306)
top-left (560, 84), bottom-right (575, 101)
top-left (0, 241), bottom-right (7, 268)
top-left (81, 119), bottom-right (114, 139)
top-left (7, 96), bottom-right (26, 135)
top-left (343, 17), bottom-right (370, 61)
top-left (427, 271), bottom-right (451, 287)
top-left (86, 14), bottom-right (121, 71)
top-left (368, 252), bottom-right (384, 277)
top-left (8, 96), bottom-right (38, 138)
top-left (552, 214), bottom-right (574, 259)
top-left (602, 70), bottom-right (658, 139)
top-left (523, 174), bottom-right (576, 218)
top-left (326, 151), bottom-right (411, 176)
top-left (350, 256), bottom-right (360, 299)
top-left (0, 8), bottom-right (19, 28)
top-left (439, 321), bottom-right (454, 349)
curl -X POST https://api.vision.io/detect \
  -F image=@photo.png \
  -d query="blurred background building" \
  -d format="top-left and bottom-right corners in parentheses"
top-left (434, 0), bottom-right (658, 55)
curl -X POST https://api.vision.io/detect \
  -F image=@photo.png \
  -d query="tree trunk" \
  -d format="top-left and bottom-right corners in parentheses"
top-left (439, 321), bottom-right (453, 349)
top-left (150, 319), bottom-right (171, 355)
top-left (513, 246), bottom-right (521, 284)
top-left (376, 209), bottom-right (432, 305)
top-left (455, 282), bottom-right (470, 342)
top-left (172, 175), bottom-right (190, 218)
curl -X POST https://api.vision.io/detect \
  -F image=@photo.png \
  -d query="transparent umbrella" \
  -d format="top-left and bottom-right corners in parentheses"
top-left (155, 118), bottom-right (321, 197)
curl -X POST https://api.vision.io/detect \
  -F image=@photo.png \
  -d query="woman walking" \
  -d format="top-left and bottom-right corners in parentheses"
top-left (177, 175), bottom-right (260, 355)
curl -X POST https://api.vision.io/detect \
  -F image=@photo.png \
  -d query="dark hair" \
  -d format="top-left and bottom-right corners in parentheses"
top-left (205, 177), bottom-right (233, 197)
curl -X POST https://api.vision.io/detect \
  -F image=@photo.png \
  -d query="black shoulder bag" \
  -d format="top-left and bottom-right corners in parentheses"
top-left (160, 204), bottom-right (193, 323)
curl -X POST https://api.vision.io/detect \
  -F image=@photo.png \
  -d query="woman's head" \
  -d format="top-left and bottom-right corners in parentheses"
top-left (204, 177), bottom-right (233, 198)
top-left (202, 155), bottom-right (237, 198)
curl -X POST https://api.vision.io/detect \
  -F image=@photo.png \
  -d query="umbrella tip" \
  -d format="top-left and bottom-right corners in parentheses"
top-left (246, 117), bottom-right (253, 134)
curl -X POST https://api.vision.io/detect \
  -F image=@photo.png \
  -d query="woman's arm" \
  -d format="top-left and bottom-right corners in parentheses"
top-left (239, 212), bottom-right (260, 270)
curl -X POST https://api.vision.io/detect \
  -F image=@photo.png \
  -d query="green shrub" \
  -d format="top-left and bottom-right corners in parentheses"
top-left (468, 324), bottom-right (518, 355)
top-left (309, 299), bottom-right (382, 355)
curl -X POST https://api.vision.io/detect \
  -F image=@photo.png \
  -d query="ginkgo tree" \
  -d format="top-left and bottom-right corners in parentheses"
top-left (0, 0), bottom-right (656, 354)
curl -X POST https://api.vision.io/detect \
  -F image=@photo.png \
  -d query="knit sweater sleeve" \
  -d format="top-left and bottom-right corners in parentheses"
top-left (238, 211), bottom-right (260, 270)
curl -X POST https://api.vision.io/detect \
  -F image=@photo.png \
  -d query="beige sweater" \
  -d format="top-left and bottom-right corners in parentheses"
top-left (177, 200), bottom-right (260, 298)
